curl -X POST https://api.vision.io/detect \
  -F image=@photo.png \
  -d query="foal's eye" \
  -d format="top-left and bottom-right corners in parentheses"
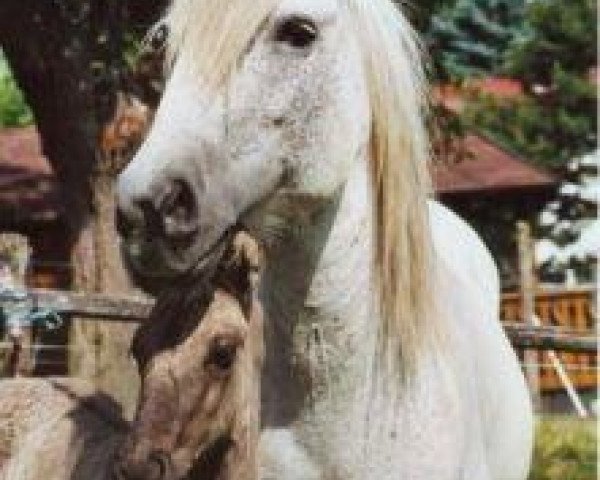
top-left (274, 16), bottom-right (319, 48)
top-left (207, 338), bottom-right (238, 371)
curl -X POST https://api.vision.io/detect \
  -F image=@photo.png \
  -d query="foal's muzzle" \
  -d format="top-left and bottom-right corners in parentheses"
top-left (114, 450), bottom-right (173, 480)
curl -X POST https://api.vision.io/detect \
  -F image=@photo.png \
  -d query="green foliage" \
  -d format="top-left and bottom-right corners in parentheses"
top-left (442, 0), bottom-right (598, 168)
top-left (426, 0), bottom-right (528, 80)
top-left (463, 66), bottom-right (596, 168)
top-left (530, 416), bottom-right (597, 480)
top-left (0, 52), bottom-right (34, 127)
top-left (505, 0), bottom-right (597, 86)
top-left (401, 0), bottom-right (457, 34)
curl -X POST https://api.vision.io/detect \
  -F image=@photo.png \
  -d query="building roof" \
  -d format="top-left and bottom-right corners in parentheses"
top-left (0, 126), bottom-right (60, 224)
top-left (432, 77), bottom-right (524, 114)
top-left (469, 77), bottom-right (524, 98)
top-left (0, 126), bottom-right (52, 176)
top-left (1, 119), bottom-right (556, 221)
top-left (431, 77), bottom-right (556, 195)
top-left (433, 134), bottom-right (556, 195)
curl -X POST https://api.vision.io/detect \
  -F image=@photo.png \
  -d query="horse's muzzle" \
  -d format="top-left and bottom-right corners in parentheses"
top-left (116, 176), bottom-right (200, 244)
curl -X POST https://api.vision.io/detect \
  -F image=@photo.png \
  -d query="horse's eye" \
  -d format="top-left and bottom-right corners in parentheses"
top-left (274, 16), bottom-right (318, 48)
top-left (207, 338), bottom-right (238, 371)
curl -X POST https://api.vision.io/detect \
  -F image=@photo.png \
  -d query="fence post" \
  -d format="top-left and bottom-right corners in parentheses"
top-left (516, 222), bottom-right (541, 412)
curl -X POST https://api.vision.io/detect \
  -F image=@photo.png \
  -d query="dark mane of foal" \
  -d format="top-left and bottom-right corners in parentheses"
top-left (130, 282), bottom-right (212, 366)
top-left (131, 238), bottom-right (255, 365)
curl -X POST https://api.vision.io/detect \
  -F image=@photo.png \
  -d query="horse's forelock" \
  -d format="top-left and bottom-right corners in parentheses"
top-left (165, 0), bottom-right (278, 88)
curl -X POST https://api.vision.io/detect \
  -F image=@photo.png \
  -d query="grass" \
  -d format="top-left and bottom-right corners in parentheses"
top-left (530, 416), bottom-right (597, 480)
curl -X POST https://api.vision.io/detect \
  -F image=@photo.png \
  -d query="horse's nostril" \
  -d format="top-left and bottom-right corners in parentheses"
top-left (158, 179), bottom-right (199, 239)
top-left (139, 199), bottom-right (166, 238)
top-left (116, 179), bottom-right (198, 243)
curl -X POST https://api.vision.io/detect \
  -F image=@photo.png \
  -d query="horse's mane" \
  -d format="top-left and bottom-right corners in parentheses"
top-left (165, 0), bottom-right (433, 380)
top-left (344, 1), bottom-right (433, 382)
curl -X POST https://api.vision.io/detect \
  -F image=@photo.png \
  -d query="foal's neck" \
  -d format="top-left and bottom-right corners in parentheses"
top-left (260, 161), bottom-right (377, 425)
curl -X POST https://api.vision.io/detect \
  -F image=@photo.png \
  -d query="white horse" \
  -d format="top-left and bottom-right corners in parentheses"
top-left (116, 0), bottom-right (533, 478)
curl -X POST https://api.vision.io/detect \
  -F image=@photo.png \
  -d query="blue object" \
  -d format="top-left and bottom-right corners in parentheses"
top-left (0, 286), bottom-right (63, 331)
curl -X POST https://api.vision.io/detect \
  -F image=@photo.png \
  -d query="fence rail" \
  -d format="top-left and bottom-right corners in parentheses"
top-left (0, 288), bottom-right (596, 352)
top-left (502, 323), bottom-right (596, 353)
top-left (501, 285), bottom-right (597, 392)
top-left (0, 288), bottom-right (152, 321)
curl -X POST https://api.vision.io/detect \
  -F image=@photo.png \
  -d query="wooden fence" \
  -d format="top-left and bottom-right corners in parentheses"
top-left (502, 286), bottom-right (597, 391)
top-left (0, 286), bottom-right (595, 379)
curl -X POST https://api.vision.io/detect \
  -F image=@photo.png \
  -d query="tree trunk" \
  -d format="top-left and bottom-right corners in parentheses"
top-left (0, 0), bottom-right (159, 415)
top-left (69, 174), bottom-right (140, 414)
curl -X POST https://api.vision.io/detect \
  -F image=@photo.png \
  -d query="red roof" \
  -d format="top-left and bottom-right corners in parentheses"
top-left (0, 126), bottom-right (53, 177)
top-left (469, 77), bottom-right (524, 98)
top-left (0, 125), bottom-right (555, 219)
top-left (431, 78), bottom-right (554, 195)
top-left (433, 134), bottom-right (556, 195)
top-left (0, 126), bottom-right (60, 223)
top-left (433, 77), bottom-right (524, 114)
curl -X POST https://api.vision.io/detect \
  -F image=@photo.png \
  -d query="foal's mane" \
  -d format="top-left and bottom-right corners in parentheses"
top-left (165, 0), bottom-right (433, 379)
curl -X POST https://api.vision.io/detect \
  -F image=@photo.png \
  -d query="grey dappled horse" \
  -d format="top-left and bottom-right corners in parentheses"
top-left (116, 1), bottom-right (533, 479)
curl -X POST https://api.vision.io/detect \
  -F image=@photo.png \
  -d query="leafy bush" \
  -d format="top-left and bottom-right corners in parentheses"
top-left (505, 0), bottom-right (597, 87)
top-left (426, 0), bottom-right (528, 80)
top-left (0, 52), bottom-right (34, 127)
top-left (424, 0), bottom-right (596, 168)
top-left (530, 416), bottom-right (597, 480)
top-left (462, 65), bottom-right (597, 167)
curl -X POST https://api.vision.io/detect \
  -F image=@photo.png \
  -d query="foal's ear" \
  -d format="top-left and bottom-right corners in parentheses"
top-left (232, 231), bottom-right (263, 289)
top-left (217, 232), bottom-right (263, 314)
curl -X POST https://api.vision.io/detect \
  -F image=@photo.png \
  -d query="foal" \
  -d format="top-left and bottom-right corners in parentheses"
top-left (117, 232), bottom-right (264, 480)
top-left (0, 233), bottom-right (263, 480)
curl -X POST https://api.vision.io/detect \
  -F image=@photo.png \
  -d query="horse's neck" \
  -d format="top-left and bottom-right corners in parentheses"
top-left (260, 161), bottom-right (377, 425)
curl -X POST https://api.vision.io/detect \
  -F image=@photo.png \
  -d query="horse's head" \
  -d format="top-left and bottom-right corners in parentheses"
top-left (115, 233), bottom-right (263, 480)
top-left (117, 0), bottom-right (433, 379)
top-left (116, 0), bottom-right (372, 286)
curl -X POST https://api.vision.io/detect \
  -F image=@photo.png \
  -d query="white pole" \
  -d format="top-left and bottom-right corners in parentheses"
top-left (531, 314), bottom-right (589, 418)
top-left (517, 222), bottom-right (541, 412)
top-left (516, 223), bottom-right (589, 417)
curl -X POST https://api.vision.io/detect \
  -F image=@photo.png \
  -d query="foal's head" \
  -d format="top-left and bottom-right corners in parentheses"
top-left (115, 233), bottom-right (263, 480)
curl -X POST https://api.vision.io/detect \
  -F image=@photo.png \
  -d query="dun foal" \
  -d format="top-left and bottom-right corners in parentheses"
top-left (0, 233), bottom-right (264, 480)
